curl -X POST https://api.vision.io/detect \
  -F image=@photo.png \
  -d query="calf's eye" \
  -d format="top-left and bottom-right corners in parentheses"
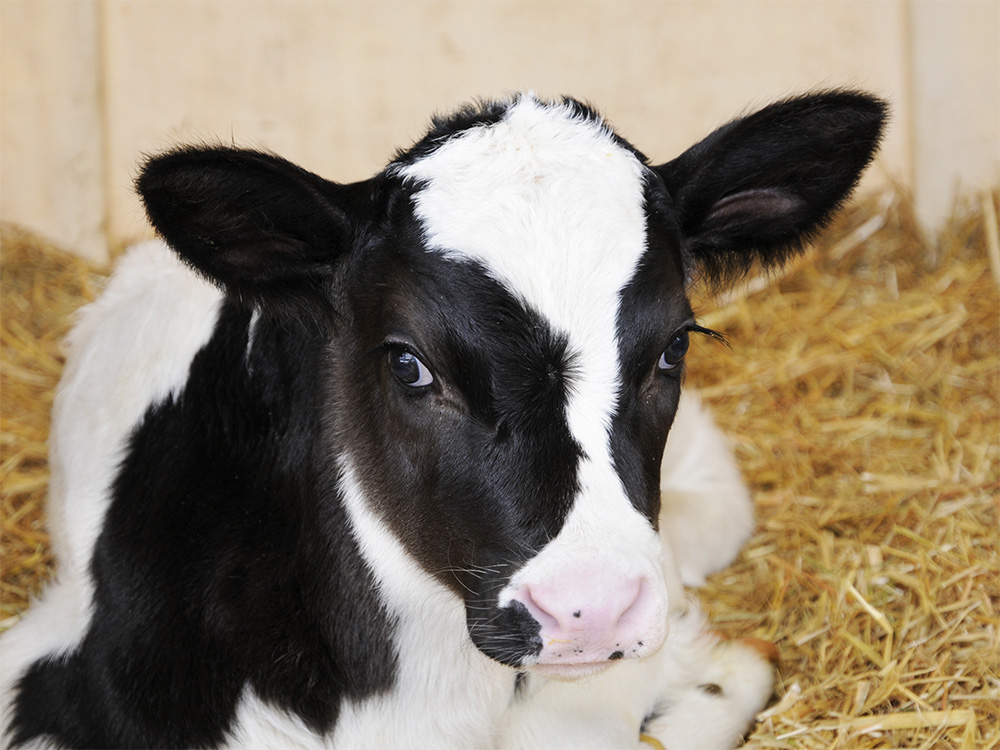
top-left (389, 350), bottom-right (434, 387)
top-left (658, 331), bottom-right (690, 372)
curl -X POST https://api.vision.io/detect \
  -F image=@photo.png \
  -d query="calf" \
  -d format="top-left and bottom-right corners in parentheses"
top-left (1, 91), bottom-right (885, 749)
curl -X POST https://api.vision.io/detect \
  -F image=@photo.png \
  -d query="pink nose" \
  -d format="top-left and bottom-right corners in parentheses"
top-left (509, 568), bottom-right (662, 667)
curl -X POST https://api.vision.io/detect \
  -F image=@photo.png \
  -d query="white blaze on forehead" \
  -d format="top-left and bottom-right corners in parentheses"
top-left (397, 97), bottom-right (648, 470)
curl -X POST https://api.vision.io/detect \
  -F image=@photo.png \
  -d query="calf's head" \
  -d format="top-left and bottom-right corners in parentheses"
top-left (138, 92), bottom-right (885, 678)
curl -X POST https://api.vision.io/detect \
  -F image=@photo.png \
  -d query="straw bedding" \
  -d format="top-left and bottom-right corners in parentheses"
top-left (1, 190), bottom-right (997, 748)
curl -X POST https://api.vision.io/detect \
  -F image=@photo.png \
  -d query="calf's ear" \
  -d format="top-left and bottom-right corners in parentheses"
top-left (654, 90), bottom-right (888, 286)
top-left (137, 147), bottom-right (360, 302)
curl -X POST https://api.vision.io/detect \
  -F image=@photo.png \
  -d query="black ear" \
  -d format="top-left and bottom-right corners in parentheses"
top-left (137, 147), bottom-right (360, 301)
top-left (655, 90), bottom-right (888, 286)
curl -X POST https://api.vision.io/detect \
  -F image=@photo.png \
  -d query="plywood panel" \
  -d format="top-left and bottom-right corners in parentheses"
top-left (909, 0), bottom-right (1000, 229)
top-left (10, 1), bottom-right (995, 252)
top-left (100, 0), bottom-right (910, 244)
top-left (0, 0), bottom-right (107, 262)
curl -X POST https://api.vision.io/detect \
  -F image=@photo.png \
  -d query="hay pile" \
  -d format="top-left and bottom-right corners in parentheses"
top-left (1, 190), bottom-right (997, 748)
top-left (1, 225), bottom-right (101, 626)
top-left (687, 190), bottom-right (999, 749)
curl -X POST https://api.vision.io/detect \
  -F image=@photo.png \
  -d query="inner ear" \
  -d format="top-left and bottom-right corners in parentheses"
top-left (705, 188), bottom-right (805, 226)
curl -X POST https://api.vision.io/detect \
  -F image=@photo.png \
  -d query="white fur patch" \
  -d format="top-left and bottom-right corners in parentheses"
top-left (659, 391), bottom-right (755, 586)
top-left (225, 687), bottom-right (325, 749)
top-left (332, 458), bottom-right (512, 747)
top-left (398, 97), bottom-right (647, 456)
top-left (640, 610), bottom-right (776, 750)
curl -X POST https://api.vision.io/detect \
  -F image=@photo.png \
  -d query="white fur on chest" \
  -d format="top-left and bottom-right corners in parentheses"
top-left (328, 459), bottom-right (514, 748)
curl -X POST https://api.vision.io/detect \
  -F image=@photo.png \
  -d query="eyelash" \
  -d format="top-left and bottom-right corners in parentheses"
top-left (688, 324), bottom-right (729, 347)
top-left (657, 324), bottom-right (728, 372)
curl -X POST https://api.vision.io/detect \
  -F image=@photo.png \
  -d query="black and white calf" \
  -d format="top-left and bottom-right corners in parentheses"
top-left (1, 91), bottom-right (885, 749)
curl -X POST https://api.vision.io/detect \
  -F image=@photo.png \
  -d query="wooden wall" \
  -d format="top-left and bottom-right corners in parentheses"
top-left (2, 0), bottom-right (997, 263)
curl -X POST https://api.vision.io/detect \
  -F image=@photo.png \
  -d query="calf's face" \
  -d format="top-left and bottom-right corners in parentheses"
top-left (334, 101), bottom-right (688, 674)
top-left (137, 92), bottom-right (886, 677)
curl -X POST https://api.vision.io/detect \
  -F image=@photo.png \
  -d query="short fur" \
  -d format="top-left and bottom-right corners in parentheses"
top-left (1, 91), bottom-right (885, 748)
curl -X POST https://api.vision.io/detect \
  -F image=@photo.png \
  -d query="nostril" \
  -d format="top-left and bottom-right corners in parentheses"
top-left (515, 585), bottom-right (561, 632)
top-left (616, 576), bottom-right (652, 629)
top-left (610, 577), bottom-right (644, 627)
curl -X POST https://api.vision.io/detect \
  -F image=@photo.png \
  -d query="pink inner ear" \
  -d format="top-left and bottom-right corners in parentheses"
top-left (706, 188), bottom-right (804, 223)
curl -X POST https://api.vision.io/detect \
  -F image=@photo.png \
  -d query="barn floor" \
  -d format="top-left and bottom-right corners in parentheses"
top-left (2, 190), bottom-right (998, 749)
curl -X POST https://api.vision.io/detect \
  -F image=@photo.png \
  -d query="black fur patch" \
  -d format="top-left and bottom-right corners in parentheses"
top-left (11, 305), bottom-right (396, 747)
top-left (608, 174), bottom-right (693, 526)
top-left (331, 222), bottom-right (583, 667)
